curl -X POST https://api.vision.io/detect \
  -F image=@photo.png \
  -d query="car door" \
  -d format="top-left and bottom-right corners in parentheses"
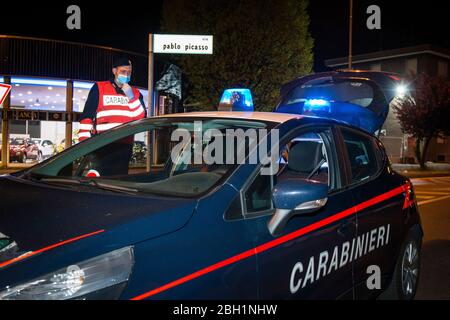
top-left (338, 126), bottom-right (405, 299)
top-left (243, 125), bottom-right (357, 299)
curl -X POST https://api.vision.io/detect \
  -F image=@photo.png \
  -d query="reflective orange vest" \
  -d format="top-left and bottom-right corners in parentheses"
top-left (79, 81), bottom-right (145, 141)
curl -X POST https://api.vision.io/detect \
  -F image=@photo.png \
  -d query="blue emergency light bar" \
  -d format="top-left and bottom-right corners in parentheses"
top-left (218, 88), bottom-right (254, 111)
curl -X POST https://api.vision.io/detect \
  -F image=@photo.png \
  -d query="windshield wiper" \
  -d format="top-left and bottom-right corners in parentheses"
top-left (85, 179), bottom-right (139, 195)
top-left (20, 171), bottom-right (45, 181)
top-left (39, 177), bottom-right (138, 195)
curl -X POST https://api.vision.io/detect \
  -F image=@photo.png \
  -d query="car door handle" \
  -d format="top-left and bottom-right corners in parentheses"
top-left (337, 221), bottom-right (351, 238)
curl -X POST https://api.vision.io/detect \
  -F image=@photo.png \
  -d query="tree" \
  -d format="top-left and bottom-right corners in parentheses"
top-left (160, 0), bottom-right (314, 111)
top-left (393, 73), bottom-right (450, 169)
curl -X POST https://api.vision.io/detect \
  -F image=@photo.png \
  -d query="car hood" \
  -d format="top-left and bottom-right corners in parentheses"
top-left (0, 175), bottom-right (197, 264)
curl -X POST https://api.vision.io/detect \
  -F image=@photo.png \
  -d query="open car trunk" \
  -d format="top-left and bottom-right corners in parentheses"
top-left (275, 71), bottom-right (401, 134)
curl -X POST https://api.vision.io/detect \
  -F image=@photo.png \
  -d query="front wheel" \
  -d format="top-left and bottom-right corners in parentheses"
top-left (379, 232), bottom-right (421, 300)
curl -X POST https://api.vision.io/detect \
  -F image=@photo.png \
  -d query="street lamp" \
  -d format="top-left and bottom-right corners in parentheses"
top-left (396, 84), bottom-right (407, 97)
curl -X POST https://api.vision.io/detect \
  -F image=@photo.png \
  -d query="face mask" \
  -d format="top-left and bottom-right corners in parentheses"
top-left (117, 74), bottom-right (131, 85)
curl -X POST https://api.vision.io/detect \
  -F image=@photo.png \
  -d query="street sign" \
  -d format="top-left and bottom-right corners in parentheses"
top-left (0, 84), bottom-right (12, 106)
top-left (148, 33), bottom-right (213, 169)
top-left (153, 34), bottom-right (213, 55)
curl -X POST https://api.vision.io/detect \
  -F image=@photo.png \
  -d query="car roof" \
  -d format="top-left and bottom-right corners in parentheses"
top-left (140, 111), bottom-right (368, 135)
top-left (155, 111), bottom-right (302, 124)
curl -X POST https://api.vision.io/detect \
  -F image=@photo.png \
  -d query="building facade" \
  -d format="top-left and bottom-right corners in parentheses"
top-left (0, 35), bottom-right (180, 168)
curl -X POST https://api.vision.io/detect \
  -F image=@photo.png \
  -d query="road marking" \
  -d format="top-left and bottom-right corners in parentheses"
top-left (415, 191), bottom-right (450, 196)
top-left (411, 177), bottom-right (450, 186)
top-left (418, 195), bottom-right (450, 206)
top-left (410, 180), bottom-right (431, 186)
top-left (416, 196), bottom-right (435, 200)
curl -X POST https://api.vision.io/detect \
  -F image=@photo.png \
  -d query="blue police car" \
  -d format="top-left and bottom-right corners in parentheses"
top-left (0, 71), bottom-right (422, 300)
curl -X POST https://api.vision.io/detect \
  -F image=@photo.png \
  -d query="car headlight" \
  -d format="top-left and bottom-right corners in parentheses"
top-left (0, 246), bottom-right (134, 300)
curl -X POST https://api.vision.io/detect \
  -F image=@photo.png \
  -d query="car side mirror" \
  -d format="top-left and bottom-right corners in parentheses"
top-left (268, 179), bottom-right (328, 236)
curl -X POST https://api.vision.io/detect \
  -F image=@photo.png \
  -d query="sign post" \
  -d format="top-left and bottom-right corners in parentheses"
top-left (348, 0), bottom-right (353, 69)
top-left (147, 34), bottom-right (213, 170)
top-left (0, 82), bottom-right (12, 169)
top-left (147, 34), bottom-right (155, 172)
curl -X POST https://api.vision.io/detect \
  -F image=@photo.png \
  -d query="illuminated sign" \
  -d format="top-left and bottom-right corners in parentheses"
top-left (0, 110), bottom-right (81, 122)
top-left (17, 110), bottom-right (39, 121)
top-left (153, 34), bottom-right (213, 55)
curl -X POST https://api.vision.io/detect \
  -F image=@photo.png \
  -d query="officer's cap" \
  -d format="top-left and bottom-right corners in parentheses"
top-left (113, 56), bottom-right (132, 68)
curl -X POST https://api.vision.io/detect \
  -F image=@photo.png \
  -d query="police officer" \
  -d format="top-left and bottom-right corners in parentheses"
top-left (78, 57), bottom-right (147, 176)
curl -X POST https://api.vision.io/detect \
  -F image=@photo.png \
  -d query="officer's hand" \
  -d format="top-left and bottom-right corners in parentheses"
top-left (122, 83), bottom-right (134, 100)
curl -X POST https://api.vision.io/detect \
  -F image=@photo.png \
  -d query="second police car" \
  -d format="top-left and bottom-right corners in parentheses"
top-left (0, 70), bottom-right (422, 300)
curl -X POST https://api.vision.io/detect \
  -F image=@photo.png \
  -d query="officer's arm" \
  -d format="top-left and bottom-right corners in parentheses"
top-left (138, 92), bottom-right (147, 117)
top-left (79, 83), bottom-right (99, 141)
top-left (128, 90), bottom-right (147, 118)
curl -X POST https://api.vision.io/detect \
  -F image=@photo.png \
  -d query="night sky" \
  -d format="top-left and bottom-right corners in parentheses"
top-left (1, 0), bottom-right (448, 71)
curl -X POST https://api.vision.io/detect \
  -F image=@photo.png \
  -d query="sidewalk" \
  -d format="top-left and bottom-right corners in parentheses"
top-left (392, 163), bottom-right (450, 179)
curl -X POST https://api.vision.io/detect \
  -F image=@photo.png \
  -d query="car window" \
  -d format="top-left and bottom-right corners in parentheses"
top-left (26, 118), bottom-right (274, 198)
top-left (276, 131), bottom-right (330, 186)
top-left (341, 128), bottom-right (379, 184)
top-left (244, 173), bottom-right (273, 214)
top-left (10, 139), bottom-right (23, 146)
top-left (243, 129), bottom-right (331, 216)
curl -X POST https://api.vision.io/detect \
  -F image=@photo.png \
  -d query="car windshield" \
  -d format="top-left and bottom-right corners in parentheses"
top-left (10, 139), bottom-right (24, 146)
top-left (22, 117), bottom-right (275, 198)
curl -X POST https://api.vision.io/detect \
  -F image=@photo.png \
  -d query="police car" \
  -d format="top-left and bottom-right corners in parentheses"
top-left (0, 71), bottom-right (422, 300)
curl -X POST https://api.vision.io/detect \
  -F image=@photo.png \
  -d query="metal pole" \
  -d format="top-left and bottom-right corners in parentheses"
top-left (146, 34), bottom-right (155, 172)
top-left (65, 80), bottom-right (73, 149)
top-left (348, 0), bottom-right (353, 69)
top-left (1, 76), bottom-right (11, 169)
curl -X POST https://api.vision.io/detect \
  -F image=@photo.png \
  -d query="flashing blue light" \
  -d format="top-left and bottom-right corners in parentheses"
top-left (304, 99), bottom-right (330, 108)
top-left (219, 88), bottom-right (254, 111)
top-left (303, 98), bottom-right (331, 115)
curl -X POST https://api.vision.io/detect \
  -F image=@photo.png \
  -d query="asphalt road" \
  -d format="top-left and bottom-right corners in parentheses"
top-left (411, 177), bottom-right (450, 300)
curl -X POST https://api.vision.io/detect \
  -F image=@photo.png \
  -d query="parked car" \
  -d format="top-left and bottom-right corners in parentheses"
top-left (8, 139), bottom-right (39, 163)
top-left (30, 139), bottom-right (55, 162)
